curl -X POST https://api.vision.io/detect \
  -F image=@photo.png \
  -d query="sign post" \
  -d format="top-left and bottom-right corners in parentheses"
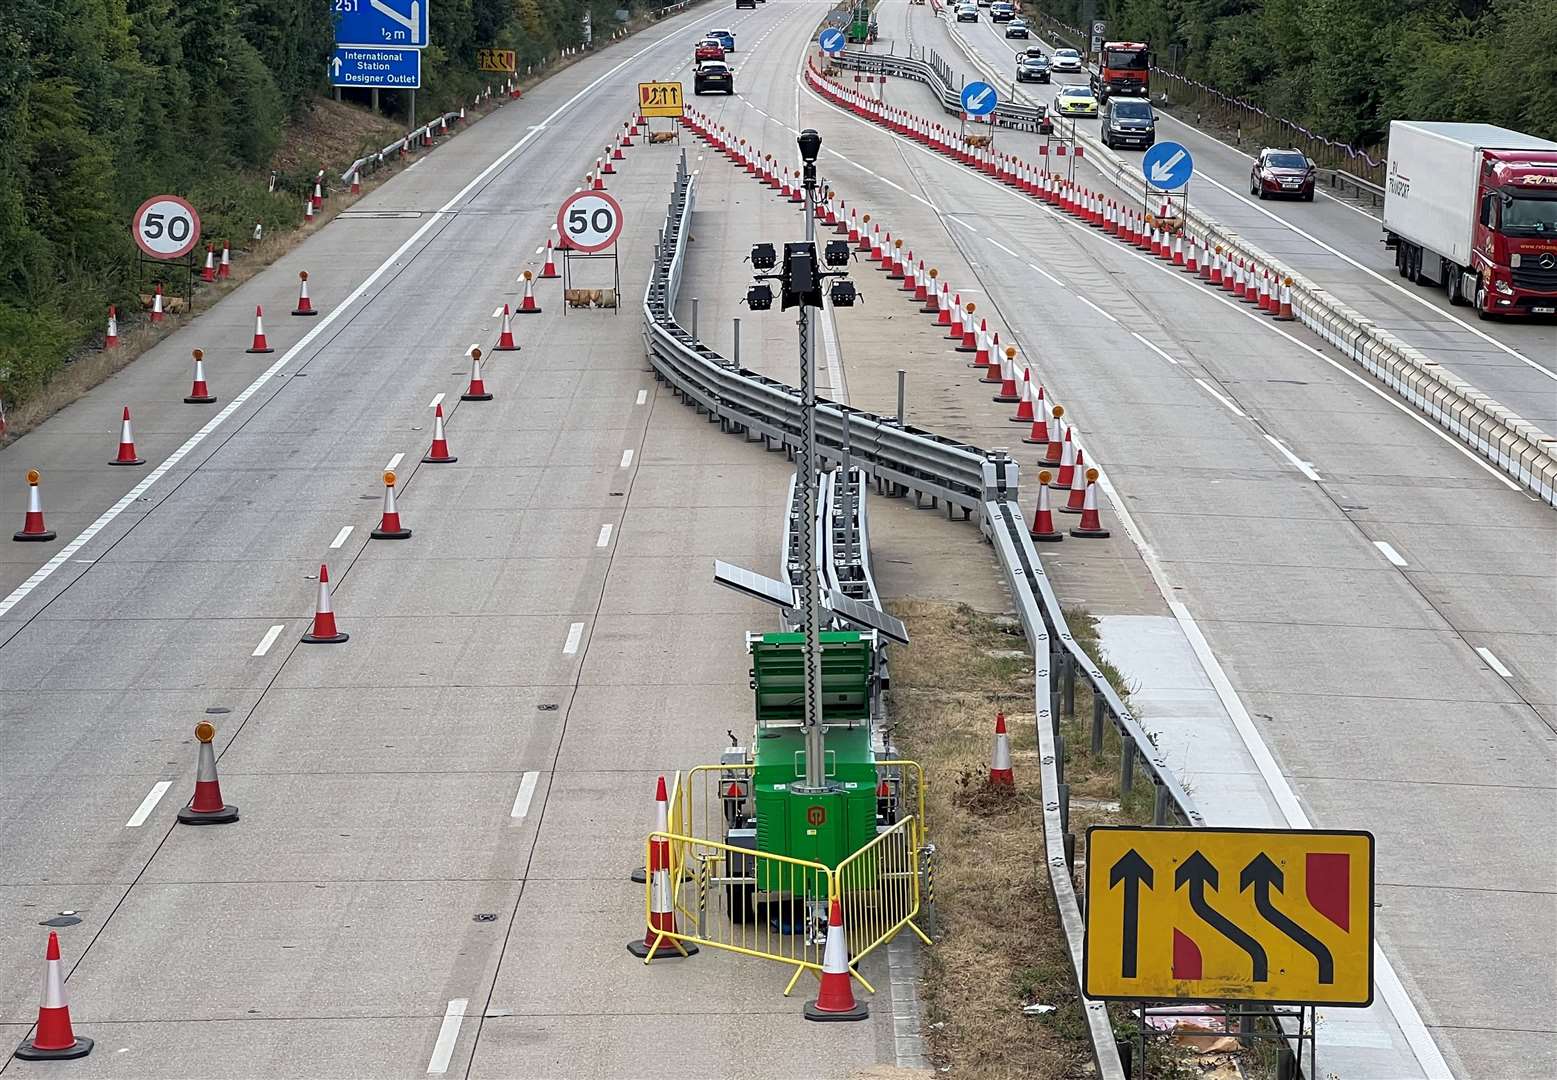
top-left (132, 195), bottom-right (202, 310)
top-left (333, 0), bottom-right (430, 118)
top-left (555, 190), bottom-right (625, 315)
top-left (1141, 140), bottom-right (1194, 231)
top-left (959, 80), bottom-right (996, 145)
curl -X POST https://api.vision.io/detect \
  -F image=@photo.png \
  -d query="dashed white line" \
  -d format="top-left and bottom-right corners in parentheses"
top-left (596, 523), bottom-right (614, 548)
top-left (426, 999), bottom-right (468, 1074)
top-left (1193, 377), bottom-right (1246, 417)
top-left (252, 624), bottom-right (286, 657)
top-left (125, 781), bottom-right (173, 828)
top-left (385, 452), bottom-right (404, 472)
top-left (428, 392), bottom-right (445, 408)
top-left (329, 526), bottom-right (354, 549)
top-left (636, 389), bottom-right (649, 405)
top-left (563, 621), bottom-right (585, 655)
top-left (620, 449), bottom-right (634, 468)
top-left (1475, 646), bottom-right (1514, 678)
top-left (1130, 332), bottom-right (1180, 365)
top-left (509, 771), bottom-right (540, 819)
top-left (491, 306), bottom-right (503, 318)
top-left (1078, 296), bottom-right (1117, 322)
top-left (1025, 261), bottom-right (1067, 288)
top-left (1262, 435), bottom-right (1322, 482)
top-left (1374, 540), bottom-right (1409, 567)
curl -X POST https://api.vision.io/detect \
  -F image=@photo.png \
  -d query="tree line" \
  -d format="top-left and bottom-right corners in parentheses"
top-left (0, 0), bottom-right (662, 411)
top-left (1041, 0), bottom-right (1557, 146)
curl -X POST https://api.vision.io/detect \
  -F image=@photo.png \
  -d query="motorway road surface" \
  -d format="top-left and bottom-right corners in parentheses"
top-left (3, 0), bottom-right (1555, 1077)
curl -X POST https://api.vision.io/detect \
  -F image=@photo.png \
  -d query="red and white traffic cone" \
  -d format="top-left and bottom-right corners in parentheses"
top-left (303, 197), bottom-right (314, 223)
top-left (629, 775), bottom-right (698, 959)
top-left (1184, 235), bottom-right (1199, 274)
top-left (104, 306), bottom-right (119, 349)
top-left (990, 710), bottom-right (1015, 785)
top-left (149, 284), bottom-right (166, 323)
top-left (108, 407), bottom-right (145, 466)
top-left (900, 255), bottom-right (917, 293)
top-left (201, 244), bottom-right (216, 282)
top-left (423, 403), bottom-right (457, 463)
top-left (177, 720), bottom-right (238, 823)
top-left (932, 281), bottom-right (951, 321)
top-left (292, 271), bottom-right (317, 316)
top-left (311, 180), bottom-right (324, 210)
top-left (12, 933), bottom-right (92, 1060)
top-left (1256, 269), bottom-right (1271, 310)
top-left (1051, 427), bottom-right (1076, 490)
top-left (13, 470), bottom-right (56, 542)
top-left (350, 169), bottom-right (362, 195)
top-left (495, 305), bottom-right (518, 351)
top-left (246, 306), bottom-right (273, 353)
top-left (1040, 404), bottom-right (1065, 466)
top-left (1275, 277), bottom-right (1295, 320)
top-left (1022, 384), bottom-right (1050, 445)
top-left (1029, 474), bottom-right (1064, 543)
top-left (994, 347), bottom-right (1021, 403)
top-left (956, 314), bottom-right (981, 353)
top-left (370, 470), bottom-right (411, 540)
top-left (804, 897), bottom-right (867, 1021)
top-left (301, 563), bottom-right (349, 643)
top-left (539, 241), bottom-right (560, 279)
top-left (185, 348), bottom-right (216, 404)
top-left (1012, 367), bottom-right (1036, 424)
top-left (602, 150), bottom-right (616, 174)
top-left (1070, 469), bottom-right (1111, 538)
top-left (219, 240), bottom-right (232, 278)
top-left (1062, 449), bottom-right (1089, 513)
top-left (517, 271), bottom-right (541, 314)
top-left (976, 328), bottom-right (998, 376)
top-left (1208, 247), bottom-right (1224, 286)
top-left (462, 347), bottom-right (492, 401)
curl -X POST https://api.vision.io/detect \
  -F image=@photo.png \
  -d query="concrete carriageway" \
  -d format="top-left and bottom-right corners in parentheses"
top-left (0, 0), bottom-right (1551, 1077)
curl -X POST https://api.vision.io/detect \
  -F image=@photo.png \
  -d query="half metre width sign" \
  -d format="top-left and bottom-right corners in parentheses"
top-left (1083, 826), bottom-right (1375, 1006)
top-left (639, 81), bottom-right (684, 117)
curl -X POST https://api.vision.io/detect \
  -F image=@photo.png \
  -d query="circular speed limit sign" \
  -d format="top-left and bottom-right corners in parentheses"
top-left (556, 191), bottom-right (624, 254)
top-left (132, 195), bottom-right (202, 260)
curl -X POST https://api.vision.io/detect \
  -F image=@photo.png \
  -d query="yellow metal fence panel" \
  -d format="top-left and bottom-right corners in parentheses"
top-left (836, 816), bottom-right (932, 969)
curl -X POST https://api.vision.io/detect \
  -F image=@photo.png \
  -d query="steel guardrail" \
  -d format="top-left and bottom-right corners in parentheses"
top-left (646, 157), bottom-right (1209, 1080)
top-left (832, 47), bottom-right (1048, 132)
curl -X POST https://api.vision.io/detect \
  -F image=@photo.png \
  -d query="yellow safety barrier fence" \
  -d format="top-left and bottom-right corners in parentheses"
top-left (836, 816), bottom-right (932, 970)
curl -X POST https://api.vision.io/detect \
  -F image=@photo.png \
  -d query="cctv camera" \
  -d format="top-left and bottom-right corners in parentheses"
top-left (797, 128), bottom-right (821, 163)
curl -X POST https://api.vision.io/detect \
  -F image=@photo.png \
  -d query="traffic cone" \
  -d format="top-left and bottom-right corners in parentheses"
top-left (370, 470), bottom-right (411, 540)
top-left (856, 214), bottom-right (872, 252)
top-left (601, 152), bottom-right (616, 175)
top-left (494, 305), bottom-right (518, 351)
top-left (12, 933), bottom-right (93, 1060)
top-left (900, 255), bottom-right (917, 293)
top-left (930, 280), bottom-right (949, 319)
top-left (913, 263), bottom-right (931, 303)
top-left (461, 347), bottom-right (492, 401)
top-left (976, 329), bottom-right (999, 377)
top-left (350, 169), bottom-right (362, 195)
top-left (1070, 469), bottom-right (1111, 538)
top-left (1022, 385), bottom-right (1050, 445)
top-left (177, 720), bottom-right (239, 824)
top-left (13, 470), bottom-right (56, 542)
top-left (1029, 474), bottom-right (1064, 543)
top-left (994, 348), bottom-right (1021, 403)
top-left (989, 711), bottom-right (1014, 785)
top-left (1184, 235), bottom-right (1199, 274)
top-left (630, 775), bottom-right (698, 959)
top-left (1062, 449), bottom-right (1089, 512)
top-left (956, 314), bottom-right (980, 353)
top-left (292, 271), bottom-right (317, 316)
top-left (304, 198), bottom-right (314, 223)
top-left (1256, 269), bottom-right (1271, 310)
top-left (1040, 405), bottom-right (1065, 465)
top-left (517, 271), bottom-right (541, 314)
top-left (201, 244), bottom-right (216, 282)
top-left (184, 348), bottom-right (216, 404)
top-left (888, 243), bottom-right (906, 281)
top-left (301, 563), bottom-right (349, 643)
top-left (804, 898), bottom-right (867, 1021)
top-left (108, 407), bottom-right (144, 466)
top-left (219, 240), bottom-right (232, 279)
top-left (246, 306), bottom-right (274, 353)
top-left (104, 306), bottom-right (119, 349)
top-left (311, 180), bottom-right (324, 210)
top-left (1051, 427), bottom-right (1076, 490)
top-left (945, 295), bottom-right (964, 339)
top-left (1012, 367), bottom-right (1035, 423)
top-left (1275, 277), bottom-right (1295, 320)
top-left (423, 403), bottom-right (457, 463)
top-left (539, 241), bottom-right (560, 279)
top-left (149, 284), bottom-right (165, 323)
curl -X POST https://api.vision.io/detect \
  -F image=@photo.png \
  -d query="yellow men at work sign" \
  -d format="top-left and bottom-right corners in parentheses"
top-left (639, 81), bottom-right (684, 117)
top-left (1084, 827), bottom-right (1374, 1006)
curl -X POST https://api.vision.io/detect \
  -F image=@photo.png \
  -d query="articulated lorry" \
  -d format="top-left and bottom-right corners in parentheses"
top-left (1383, 121), bottom-right (1557, 318)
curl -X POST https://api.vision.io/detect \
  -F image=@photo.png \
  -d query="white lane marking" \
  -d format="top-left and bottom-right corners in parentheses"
top-left (510, 771), bottom-right (540, 819)
top-left (1475, 646), bottom-right (1514, 678)
top-left (0, 8), bottom-right (720, 625)
top-left (1263, 435), bottom-right (1322, 482)
top-left (253, 624), bottom-right (286, 657)
top-left (329, 526), bottom-right (354, 549)
top-left (465, 343), bottom-right (478, 356)
top-left (636, 389), bottom-right (649, 405)
top-left (491, 306), bottom-right (503, 318)
top-left (426, 998), bottom-right (468, 1074)
top-left (1078, 296), bottom-right (1117, 322)
top-left (1193, 377), bottom-right (1246, 417)
top-left (1130, 331), bottom-right (1179, 365)
top-left (620, 449), bottom-right (634, 468)
top-left (596, 523), bottom-right (613, 548)
top-left (386, 452), bottom-right (405, 472)
top-left (534, 246), bottom-right (544, 255)
top-left (1026, 261), bottom-right (1067, 288)
top-left (1374, 540), bottom-right (1408, 567)
top-left (125, 781), bottom-right (173, 828)
top-left (428, 392), bottom-right (445, 408)
top-left (988, 238), bottom-right (1021, 258)
top-left (563, 621), bottom-right (585, 655)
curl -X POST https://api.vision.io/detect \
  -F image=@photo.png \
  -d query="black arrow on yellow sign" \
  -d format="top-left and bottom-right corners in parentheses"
top-left (1175, 851), bottom-right (1268, 981)
top-left (1108, 848), bottom-right (1152, 978)
top-left (1240, 853), bottom-right (1335, 984)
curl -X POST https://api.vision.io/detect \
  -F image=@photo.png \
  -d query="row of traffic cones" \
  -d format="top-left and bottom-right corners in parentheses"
top-left (117, 270), bottom-right (324, 353)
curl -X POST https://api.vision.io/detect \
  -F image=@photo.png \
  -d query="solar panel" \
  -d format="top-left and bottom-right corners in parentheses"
top-left (714, 560), bottom-right (797, 612)
top-left (827, 589), bottom-right (909, 645)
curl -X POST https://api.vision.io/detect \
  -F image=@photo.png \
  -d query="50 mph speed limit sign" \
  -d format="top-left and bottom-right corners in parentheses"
top-left (132, 195), bottom-right (202, 260)
top-left (556, 191), bottom-right (624, 254)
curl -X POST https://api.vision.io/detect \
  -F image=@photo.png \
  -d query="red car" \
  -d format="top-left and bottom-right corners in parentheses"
top-left (1250, 148), bottom-right (1316, 201)
top-left (695, 39), bottom-right (726, 64)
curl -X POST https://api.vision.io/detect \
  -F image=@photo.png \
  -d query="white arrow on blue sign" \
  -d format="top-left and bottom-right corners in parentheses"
top-left (330, 46), bottom-right (421, 89)
top-left (961, 80), bottom-right (997, 117)
top-left (334, 0), bottom-right (428, 49)
top-left (818, 27), bottom-right (846, 54)
top-left (1142, 141), bottom-right (1194, 190)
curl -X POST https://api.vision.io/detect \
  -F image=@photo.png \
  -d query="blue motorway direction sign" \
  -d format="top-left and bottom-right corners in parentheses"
top-left (330, 47), bottom-right (421, 89)
top-left (960, 81), bottom-right (997, 117)
top-left (818, 27), bottom-right (846, 54)
top-left (1143, 141), bottom-right (1194, 190)
top-left (333, 0), bottom-right (428, 48)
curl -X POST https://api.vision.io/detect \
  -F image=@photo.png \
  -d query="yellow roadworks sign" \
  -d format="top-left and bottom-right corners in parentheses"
top-left (477, 48), bottom-right (516, 73)
top-left (639, 81), bottom-right (684, 117)
top-left (1084, 826), bottom-right (1374, 1006)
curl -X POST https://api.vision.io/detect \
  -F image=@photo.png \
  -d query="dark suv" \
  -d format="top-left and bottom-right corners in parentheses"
top-left (1015, 48), bottom-right (1050, 84)
top-left (1250, 148), bottom-right (1316, 200)
top-left (694, 61), bottom-right (734, 95)
top-left (1101, 97), bottom-right (1156, 150)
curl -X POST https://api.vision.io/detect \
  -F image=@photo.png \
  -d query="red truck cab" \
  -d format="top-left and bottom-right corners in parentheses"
top-left (1090, 41), bottom-right (1150, 104)
top-left (1475, 152), bottom-right (1557, 316)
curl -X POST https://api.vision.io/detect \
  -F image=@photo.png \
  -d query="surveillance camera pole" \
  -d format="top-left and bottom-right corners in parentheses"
top-left (795, 133), bottom-right (828, 794)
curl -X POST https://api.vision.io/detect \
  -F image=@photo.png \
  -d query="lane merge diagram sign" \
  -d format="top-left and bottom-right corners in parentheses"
top-left (333, 0), bottom-right (428, 48)
top-left (638, 81), bottom-right (684, 118)
top-left (960, 80), bottom-right (996, 117)
top-left (1083, 826), bottom-right (1375, 1006)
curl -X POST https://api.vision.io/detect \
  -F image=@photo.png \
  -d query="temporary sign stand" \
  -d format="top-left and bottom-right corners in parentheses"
top-left (1124, 1002), bottom-right (1315, 1080)
top-left (131, 194), bottom-right (203, 313)
top-left (556, 190), bottom-right (624, 316)
top-left (638, 81), bottom-right (684, 145)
